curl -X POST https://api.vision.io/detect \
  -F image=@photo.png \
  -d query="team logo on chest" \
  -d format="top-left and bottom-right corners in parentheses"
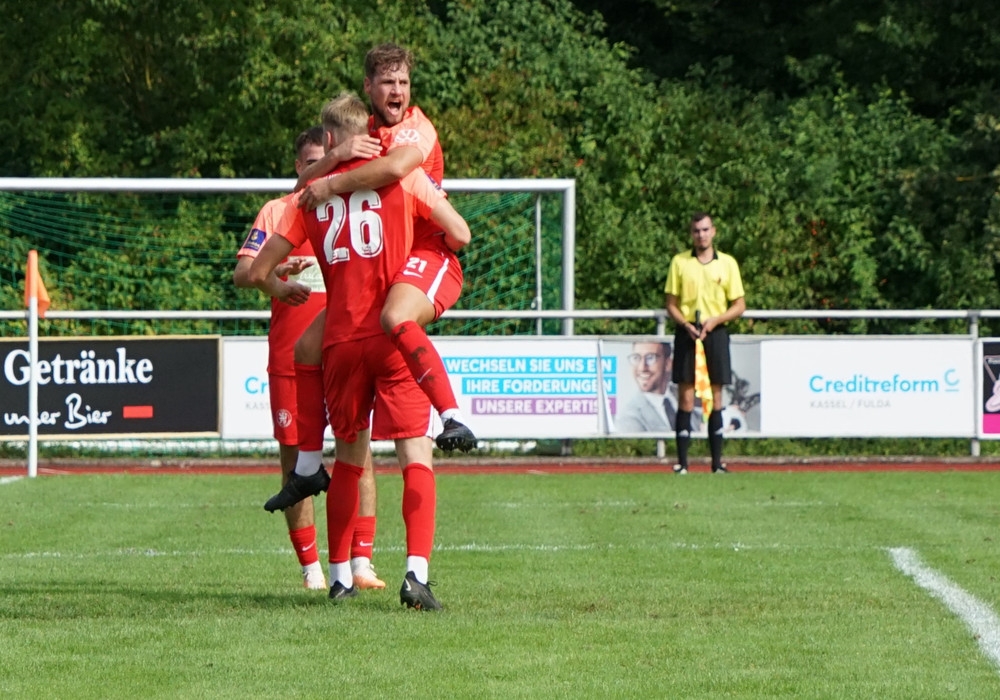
top-left (394, 129), bottom-right (420, 144)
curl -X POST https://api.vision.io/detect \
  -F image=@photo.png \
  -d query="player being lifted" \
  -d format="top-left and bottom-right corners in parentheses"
top-left (263, 42), bottom-right (474, 516)
top-left (297, 42), bottom-right (475, 452)
top-left (249, 91), bottom-right (471, 609)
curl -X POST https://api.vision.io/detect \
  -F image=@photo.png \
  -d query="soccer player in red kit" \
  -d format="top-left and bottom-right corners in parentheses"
top-left (250, 92), bottom-right (471, 610)
top-left (233, 127), bottom-right (328, 589)
top-left (235, 127), bottom-right (384, 591)
top-left (295, 42), bottom-right (475, 453)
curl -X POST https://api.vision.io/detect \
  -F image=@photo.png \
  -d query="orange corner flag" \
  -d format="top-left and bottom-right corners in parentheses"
top-left (25, 250), bottom-right (51, 318)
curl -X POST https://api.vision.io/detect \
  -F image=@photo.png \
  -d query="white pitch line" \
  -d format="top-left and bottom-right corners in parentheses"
top-left (1, 540), bottom-right (807, 562)
top-left (1, 476), bottom-right (24, 486)
top-left (889, 547), bottom-right (1000, 672)
top-left (0, 543), bottom-right (607, 561)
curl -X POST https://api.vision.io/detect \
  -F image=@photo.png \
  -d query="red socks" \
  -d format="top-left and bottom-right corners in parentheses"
top-left (401, 463), bottom-right (436, 559)
top-left (351, 515), bottom-right (377, 560)
top-left (294, 363), bottom-right (325, 451)
top-left (326, 460), bottom-right (364, 563)
top-left (288, 525), bottom-right (320, 567)
top-left (390, 321), bottom-right (457, 413)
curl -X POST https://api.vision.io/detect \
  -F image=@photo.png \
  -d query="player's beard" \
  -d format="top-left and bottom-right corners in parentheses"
top-left (372, 101), bottom-right (405, 129)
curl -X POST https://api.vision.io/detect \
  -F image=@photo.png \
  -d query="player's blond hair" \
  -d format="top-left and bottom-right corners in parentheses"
top-left (320, 92), bottom-right (369, 140)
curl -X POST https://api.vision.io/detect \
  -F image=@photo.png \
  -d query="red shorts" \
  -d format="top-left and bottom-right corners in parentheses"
top-left (322, 334), bottom-right (434, 443)
top-left (391, 245), bottom-right (463, 319)
top-left (267, 374), bottom-right (297, 446)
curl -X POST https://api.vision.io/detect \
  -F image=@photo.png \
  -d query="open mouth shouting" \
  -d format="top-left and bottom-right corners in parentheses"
top-left (367, 67), bottom-right (411, 128)
top-left (384, 98), bottom-right (405, 121)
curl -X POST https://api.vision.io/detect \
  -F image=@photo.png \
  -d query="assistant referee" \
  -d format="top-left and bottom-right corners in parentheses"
top-left (664, 211), bottom-right (746, 474)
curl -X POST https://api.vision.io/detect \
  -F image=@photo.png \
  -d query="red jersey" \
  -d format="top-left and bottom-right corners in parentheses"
top-left (369, 106), bottom-right (446, 250)
top-left (237, 194), bottom-right (326, 377)
top-left (278, 159), bottom-right (444, 346)
top-left (369, 105), bottom-right (443, 183)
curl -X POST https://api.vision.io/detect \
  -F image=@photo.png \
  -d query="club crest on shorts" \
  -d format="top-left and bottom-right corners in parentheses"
top-left (275, 409), bottom-right (293, 428)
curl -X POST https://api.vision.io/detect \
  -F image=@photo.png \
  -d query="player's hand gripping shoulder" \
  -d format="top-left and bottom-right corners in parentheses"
top-left (297, 177), bottom-right (335, 213)
top-left (299, 146), bottom-right (424, 211)
top-left (294, 134), bottom-right (382, 202)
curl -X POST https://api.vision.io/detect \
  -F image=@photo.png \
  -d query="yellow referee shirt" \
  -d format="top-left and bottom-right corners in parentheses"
top-left (664, 250), bottom-right (745, 323)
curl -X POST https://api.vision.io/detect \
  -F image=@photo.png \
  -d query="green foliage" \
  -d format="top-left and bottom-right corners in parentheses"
top-left (2, 0), bottom-right (999, 335)
top-left (566, 0), bottom-right (1000, 332)
top-left (0, 0), bottom-right (440, 177)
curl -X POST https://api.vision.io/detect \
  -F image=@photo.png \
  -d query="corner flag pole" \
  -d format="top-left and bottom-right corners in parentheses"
top-left (24, 250), bottom-right (49, 479)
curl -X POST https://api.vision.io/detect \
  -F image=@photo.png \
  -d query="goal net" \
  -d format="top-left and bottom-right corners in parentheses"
top-left (0, 180), bottom-right (570, 338)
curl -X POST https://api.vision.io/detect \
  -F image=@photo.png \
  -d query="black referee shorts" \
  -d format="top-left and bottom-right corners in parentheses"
top-left (671, 325), bottom-right (732, 386)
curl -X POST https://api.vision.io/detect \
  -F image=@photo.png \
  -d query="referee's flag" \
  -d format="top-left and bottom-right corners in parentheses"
top-left (694, 338), bottom-right (712, 415)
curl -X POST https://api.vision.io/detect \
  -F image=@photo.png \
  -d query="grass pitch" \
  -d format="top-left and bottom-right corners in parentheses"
top-left (2, 467), bottom-right (999, 698)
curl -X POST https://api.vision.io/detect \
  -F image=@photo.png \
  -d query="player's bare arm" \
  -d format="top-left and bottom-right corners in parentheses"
top-left (298, 146), bottom-right (424, 211)
top-left (233, 246), bottom-right (313, 289)
top-left (247, 236), bottom-right (311, 306)
top-left (293, 133), bottom-right (382, 192)
top-left (429, 198), bottom-right (471, 252)
top-left (232, 255), bottom-right (256, 288)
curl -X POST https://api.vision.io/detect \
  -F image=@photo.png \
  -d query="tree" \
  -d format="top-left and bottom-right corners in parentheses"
top-left (2, 0), bottom-right (997, 331)
top-left (0, 0), bottom-right (440, 177)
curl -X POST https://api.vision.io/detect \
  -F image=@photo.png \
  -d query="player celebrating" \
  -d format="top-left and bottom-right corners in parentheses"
top-left (232, 127), bottom-right (328, 590)
top-left (296, 42), bottom-right (475, 453)
top-left (250, 92), bottom-right (471, 609)
top-left (235, 127), bottom-right (384, 591)
top-left (264, 43), bottom-right (474, 519)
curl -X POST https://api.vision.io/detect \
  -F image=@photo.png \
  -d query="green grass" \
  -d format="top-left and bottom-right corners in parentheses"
top-left (6, 435), bottom-right (1000, 461)
top-left (2, 469), bottom-right (999, 698)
